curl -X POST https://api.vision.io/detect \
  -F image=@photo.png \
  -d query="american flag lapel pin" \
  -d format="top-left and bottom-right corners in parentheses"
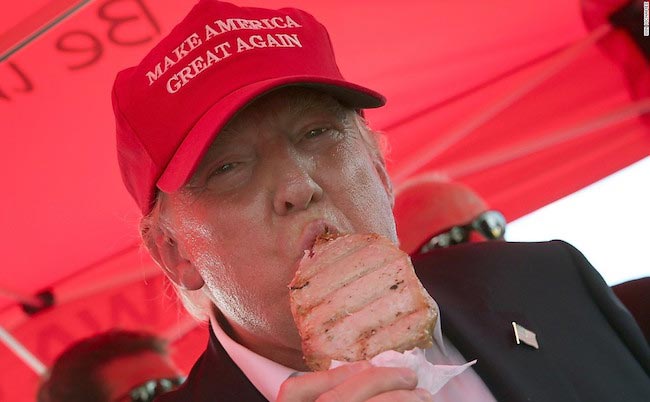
top-left (512, 321), bottom-right (539, 349)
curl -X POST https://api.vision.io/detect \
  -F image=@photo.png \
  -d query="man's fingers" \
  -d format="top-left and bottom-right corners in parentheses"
top-left (365, 388), bottom-right (433, 402)
top-left (278, 364), bottom-right (432, 402)
top-left (315, 366), bottom-right (419, 402)
top-left (277, 361), bottom-right (372, 401)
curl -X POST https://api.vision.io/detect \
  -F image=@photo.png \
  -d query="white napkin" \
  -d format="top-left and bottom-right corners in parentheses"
top-left (330, 348), bottom-right (476, 395)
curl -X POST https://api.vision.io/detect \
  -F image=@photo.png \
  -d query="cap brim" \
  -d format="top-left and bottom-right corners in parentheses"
top-left (157, 76), bottom-right (385, 193)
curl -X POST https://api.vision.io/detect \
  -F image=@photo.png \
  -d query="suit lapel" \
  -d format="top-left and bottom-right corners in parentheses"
top-left (415, 246), bottom-right (580, 402)
top-left (168, 324), bottom-right (267, 401)
top-left (436, 303), bottom-right (580, 401)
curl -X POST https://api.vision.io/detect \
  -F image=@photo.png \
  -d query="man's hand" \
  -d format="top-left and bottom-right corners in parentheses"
top-left (277, 361), bottom-right (433, 402)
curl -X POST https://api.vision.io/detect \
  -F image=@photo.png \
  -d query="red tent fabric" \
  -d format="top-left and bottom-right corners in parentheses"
top-left (1, 1), bottom-right (648, 400)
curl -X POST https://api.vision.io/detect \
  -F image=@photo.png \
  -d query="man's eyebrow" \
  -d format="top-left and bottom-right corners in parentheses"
top-left (211, 124), bottom-right (242, 148)
top-left (194, 126), bottom-right (242, 172)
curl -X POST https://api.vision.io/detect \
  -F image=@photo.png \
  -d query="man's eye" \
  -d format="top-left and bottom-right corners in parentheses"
top-left (305, 127), bottom-right (329, 139)
top-left (214, 162), bottom-right (237, 175)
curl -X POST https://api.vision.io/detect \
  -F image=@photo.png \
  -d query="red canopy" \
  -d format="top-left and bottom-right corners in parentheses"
top-left (1, 1), bottom-right (648, 400)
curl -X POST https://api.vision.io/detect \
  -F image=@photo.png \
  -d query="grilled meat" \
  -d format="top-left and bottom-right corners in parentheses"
top-left (289, 233), bottom-right (438, 371)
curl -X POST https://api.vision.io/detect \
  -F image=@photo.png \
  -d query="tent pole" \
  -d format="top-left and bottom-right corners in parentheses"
top-left (393, 24), bottom-right (613, 182)
top-left (0, 325), bottom-right (46, 375)
top-left (0, 0), bottom-right (93, 62)
top-left (0, 286), bottom-right (44, 307)
top-left (444, 99), bottom-right (650, 178)
top-left (56, 264), bottom-right (161, 305)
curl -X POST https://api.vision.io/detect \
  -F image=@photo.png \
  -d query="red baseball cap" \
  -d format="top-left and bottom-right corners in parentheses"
top-left (112, 0), bottom-right (385, 214)
top-left (393, 177), bottom-right (489, 254)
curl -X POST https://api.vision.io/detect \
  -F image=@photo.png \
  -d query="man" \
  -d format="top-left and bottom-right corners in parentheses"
top-left (37, 329), bottom-right (184, 402)
top-left (112, 1), bottom-right (650, 401)
top-left (393, 176), bottom-right (506, 254)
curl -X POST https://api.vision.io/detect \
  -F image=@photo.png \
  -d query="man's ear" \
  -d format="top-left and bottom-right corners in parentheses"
top-left (143, 229), bottom-right (205, 291)
top-left (373, 157), bottom-right (395, 208)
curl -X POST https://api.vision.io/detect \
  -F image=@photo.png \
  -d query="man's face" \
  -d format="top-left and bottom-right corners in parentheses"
top-left (161, 88), bottom-right (396, 357)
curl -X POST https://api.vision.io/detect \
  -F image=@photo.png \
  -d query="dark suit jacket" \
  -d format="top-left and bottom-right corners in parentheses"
top-left (613, 277), bottom-right (650, 344)
top-left (157, 241), bottom-right (650, 401)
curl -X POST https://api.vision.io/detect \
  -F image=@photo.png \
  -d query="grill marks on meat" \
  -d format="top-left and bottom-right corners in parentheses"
top-left (289, 233), bottom-right (438, 371)
top-left (291, 234), bottom-right (377, 288)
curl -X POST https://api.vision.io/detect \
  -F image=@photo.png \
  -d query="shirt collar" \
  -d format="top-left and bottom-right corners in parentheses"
top-left (209, 301), bottom-right (448, 401)
top-left (209, 320), bottom-right (295, 401)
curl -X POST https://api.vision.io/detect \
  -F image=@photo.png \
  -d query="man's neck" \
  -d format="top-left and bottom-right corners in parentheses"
top-left (209, 308), bottom-right (309, 371)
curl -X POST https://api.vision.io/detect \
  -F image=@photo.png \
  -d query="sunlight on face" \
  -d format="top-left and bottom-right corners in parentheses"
top-left (161, 88), bottom-right (396, 364)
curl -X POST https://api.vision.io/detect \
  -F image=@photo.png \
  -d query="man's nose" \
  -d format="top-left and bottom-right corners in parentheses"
top-left (271, 149), bottom-right (324, 216)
